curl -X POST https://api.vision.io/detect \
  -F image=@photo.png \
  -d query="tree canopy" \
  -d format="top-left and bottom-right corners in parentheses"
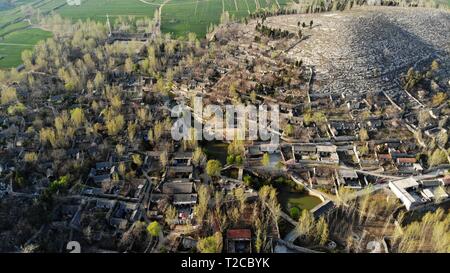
top-left (197, 232), bottom-right (223, 253)
top-left (147, 221), bottom-right (161, 237)
top-left (206, 160), bottom-right (222, 178)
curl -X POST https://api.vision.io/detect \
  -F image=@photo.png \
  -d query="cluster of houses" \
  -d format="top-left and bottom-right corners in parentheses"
top-left (114, 19), bottom-right (450, 251)
top-left (1, 10), bottom-right (449, 253)
top-left (149, 151), bottom-right (199, 225)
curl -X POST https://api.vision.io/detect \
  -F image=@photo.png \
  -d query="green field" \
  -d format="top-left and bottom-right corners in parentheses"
top-left (161, 0), bottom-right (224, 37)
top-left (161, 0), bottom-right (291, 37)
top-left (0, 27), bottom-right (52, 68)
top-left (57, 0), bottom-right (163, 23)
top-left (0, 0), bottom-right (67, 68)
top-left (0, 21), bottom-right (29, 37)
top-left (57, 0), bottom-right (291, 37)
top-left (0, 0), bottom-right (66, 27)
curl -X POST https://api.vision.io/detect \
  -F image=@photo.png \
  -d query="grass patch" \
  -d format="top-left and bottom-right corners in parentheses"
top-left (285, 195), bottom-right (322, 211)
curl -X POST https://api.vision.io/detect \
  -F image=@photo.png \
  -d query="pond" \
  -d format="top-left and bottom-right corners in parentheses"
top-left (202, 141), bottom-right (229, 165)
top-left (277, 185), bottom-right (322, 213)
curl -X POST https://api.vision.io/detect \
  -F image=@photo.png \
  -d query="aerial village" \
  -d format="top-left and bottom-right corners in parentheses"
top-left (0, 4), bottom-right (449, 253)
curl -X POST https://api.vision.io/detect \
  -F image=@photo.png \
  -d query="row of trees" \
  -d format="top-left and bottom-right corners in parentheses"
top-left (296, 210), bottom-right (330, 246)
top-left (326, 187), bottom-right (402, 252)
top-left (0, 87), bottom-right (17, 105)
top-left (39, 108), bottom-right (86, 148)
top-left (254, 185), bottom-right (280, 252)
top-left (393, 208), bottom-right (449, 252)
top-left (255, 23), bottom-right (295, 39)
top-left (248, 7), bottom-right (299, 20)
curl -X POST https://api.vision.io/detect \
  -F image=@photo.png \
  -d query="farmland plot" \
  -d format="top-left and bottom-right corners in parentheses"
top-left (0, 27), bottom-right (52, 68)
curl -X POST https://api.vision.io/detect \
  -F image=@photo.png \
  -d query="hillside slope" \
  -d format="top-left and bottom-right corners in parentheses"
top-left (264, 7), bottom-right (450, 99)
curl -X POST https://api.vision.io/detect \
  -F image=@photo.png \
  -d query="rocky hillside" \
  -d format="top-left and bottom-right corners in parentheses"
top-left (263, 7), bottom-right (450, 99)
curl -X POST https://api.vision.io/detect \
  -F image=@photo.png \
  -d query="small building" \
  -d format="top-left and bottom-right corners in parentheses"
top-left (396, 157), bottom-right (416, 167)
top-left (312, 167), bottom-right (336, 189)
top-left (317, 145), bottom-right (339, 164)
top-left (366, 118), bottom-right (383, 132)
top-left (329, 121), bottom-right (357, 136)
top-left (246, 146), bottom-right (264, 159)
top-left (419, 180), bottom-right (449, 202)
top-left (162, 182), bottom-right (193, 195)
top-left (338, 169), bottom-right (364, 189)
top-left (441, 176), bottom-right (450, 186)
top-left (292, 145), bottom-right (317, 161)
top-left (93, 174), bottom-right (111, 184)
top-left (96, 162), bottom-right (113, 172)
top-left (396, 157), bottom-right (423, 174)
top-left (388, 178), bottom-right (423, 210)
top-left (173, 194), bottom-right (197, 206)
top-left (226, 229), bottom-right (252, 253)
top-left (378, 153), bottom-right (392, 163)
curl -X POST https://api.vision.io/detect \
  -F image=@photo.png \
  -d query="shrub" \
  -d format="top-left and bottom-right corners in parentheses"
top-left (235, 155), bottom-right (243, 165)
top-left (226, 154), bottom-right (235, 165)
top-left (290, 207), bottom-right (300, 220)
